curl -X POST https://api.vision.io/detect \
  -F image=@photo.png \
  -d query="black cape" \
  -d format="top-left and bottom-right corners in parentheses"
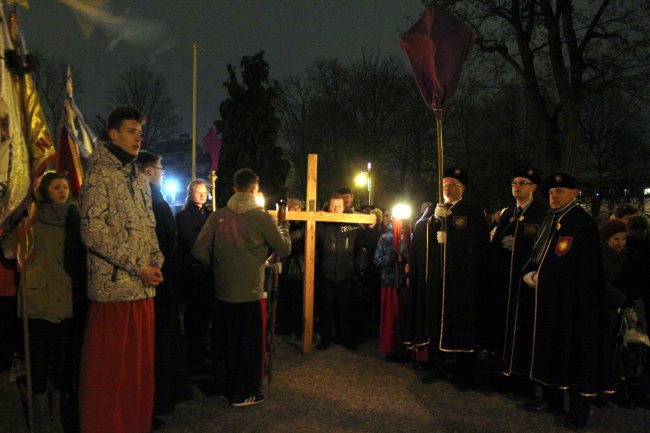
top-left (488, 198), bottom-right (547, 366)
top-left (407, 199), bottom-right (489, 352)
top-left (517, 204), bottom-right (610, 395)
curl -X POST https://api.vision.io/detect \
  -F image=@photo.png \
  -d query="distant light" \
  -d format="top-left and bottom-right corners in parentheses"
top-left (256, 193), bottom-right (265, 207)
top-left (164, 178), bottom-right (179, 197)
top-left (355, 172), bottom-right (368, 187)
top-left (644, 187), bottom-right (650, 196)
top-left (392, 203), bottom-right (412, 220)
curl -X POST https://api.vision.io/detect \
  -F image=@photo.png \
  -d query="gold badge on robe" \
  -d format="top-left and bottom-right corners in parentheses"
top-left (453, 216), bottom-right (467, 229)
top-left (555, 236), bottom-right (573, 256)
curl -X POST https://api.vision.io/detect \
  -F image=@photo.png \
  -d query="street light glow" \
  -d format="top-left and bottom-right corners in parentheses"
top-left (392, 203), bottom-right (412, 220)
top-left (355, 172), bottom-right (368, 187)
top-left (256, 193), bottom-right (266, 207)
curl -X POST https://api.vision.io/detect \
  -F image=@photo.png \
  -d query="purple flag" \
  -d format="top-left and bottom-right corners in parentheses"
top-left (400, 1), bottom-right (474, 110)
top-left (202, 128), bottom-right (222, 172)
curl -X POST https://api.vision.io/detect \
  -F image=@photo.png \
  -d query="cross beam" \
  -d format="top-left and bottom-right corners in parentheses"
top-left (270, 154), bottom-right (375, 352)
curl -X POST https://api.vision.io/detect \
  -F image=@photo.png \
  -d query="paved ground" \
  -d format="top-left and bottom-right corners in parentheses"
top-left (2, 335), bottom-right (650, 433)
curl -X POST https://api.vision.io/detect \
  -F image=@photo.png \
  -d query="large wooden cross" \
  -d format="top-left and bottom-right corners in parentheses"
top-left (270, 154), bottom-right (375, 352)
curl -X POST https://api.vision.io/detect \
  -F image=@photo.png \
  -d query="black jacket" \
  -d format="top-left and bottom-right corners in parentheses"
top-left (317, 222), bottom-right (367, 284)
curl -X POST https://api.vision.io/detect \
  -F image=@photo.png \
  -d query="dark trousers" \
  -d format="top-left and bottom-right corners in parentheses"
top-left (28, 318), bottom-right (73, 394)
top-left (319, 279), bottom-right (356, 345)
top-left (0, 295), bottom-right (17, 371)
top-left (211, 298), bottom-right (263, 399)
top-left (184, 276), bottom-right (213, 363)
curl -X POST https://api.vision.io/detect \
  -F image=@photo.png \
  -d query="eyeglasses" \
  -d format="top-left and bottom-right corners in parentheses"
top-left (150, 166), bottom-right (165, 174)
top-left (443, 182), bottom-right (462, 188)
top-left (511, 181), bottom-right (533, 186)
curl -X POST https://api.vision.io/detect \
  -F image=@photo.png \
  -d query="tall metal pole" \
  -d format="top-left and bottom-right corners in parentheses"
top-left (435, 110), bottom-right (444, 205)
top-left (367, 162), bottom-right (372, 206)
top-left (192, 41), bottom-right (198, 180)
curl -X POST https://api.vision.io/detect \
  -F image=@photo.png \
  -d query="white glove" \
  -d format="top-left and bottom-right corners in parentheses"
top-left (500, 235), bottom-right (514, 251)
top-left (436, 231), bottom-right (446, 244)
top-left (523, 271), bottom-right (537, 288)
top-left (434, 204), bottom-right (447, 220)
top-left (274, 262), bottom-right (282, 274)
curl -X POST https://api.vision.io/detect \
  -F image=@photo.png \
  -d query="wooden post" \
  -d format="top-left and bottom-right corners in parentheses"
top-left (269, 154), bottom-right (375, 353)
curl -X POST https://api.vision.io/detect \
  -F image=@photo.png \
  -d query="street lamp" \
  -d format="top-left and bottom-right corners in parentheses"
top-left (163, 177), bottom-right (180, 205)
top-left (392, 203), bottom-right (412, 220)
top-left (354, 162), bottom-right (373, 206)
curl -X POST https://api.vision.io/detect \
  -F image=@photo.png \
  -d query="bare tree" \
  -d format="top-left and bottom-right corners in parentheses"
top-left (31, 48), bottom-right (83, 133)
top-left (105, 65), bottom-right (181, 147)
top-left (441, 0), bottom-right (650, 172)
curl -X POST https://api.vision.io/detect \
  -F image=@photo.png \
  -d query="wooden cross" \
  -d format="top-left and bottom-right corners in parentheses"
top-left (270, 154), bottom-right (375, 353)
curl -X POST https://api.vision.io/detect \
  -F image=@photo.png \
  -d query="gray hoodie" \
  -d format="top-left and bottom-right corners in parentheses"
top-left (192, 192), bottom-right (291, 303)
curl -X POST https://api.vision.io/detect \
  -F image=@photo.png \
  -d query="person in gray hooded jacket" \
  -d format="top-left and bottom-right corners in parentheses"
top-left (192, 168), bottom-right (291, 407)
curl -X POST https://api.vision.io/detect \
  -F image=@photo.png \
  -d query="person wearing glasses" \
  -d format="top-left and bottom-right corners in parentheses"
top-left (79, 108), bottom-right (164, 433)
top-left (488, 167), bottom-right (546, 378)
top-left (409, 167), bottom-right (489, 388)
top-left (138, 151), bottom-right (192, 429)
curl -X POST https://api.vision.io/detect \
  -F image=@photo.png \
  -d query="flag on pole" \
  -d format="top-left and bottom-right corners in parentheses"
top-left (202, 127), bottom-right (222, 172)
top-left (399, 1), bottom-right (474, 111)
top-left (0, 8), bottom-right (31, 234)
top-left (0, 6), bottom-right (55, 236)
top-left (56, 66), bottom-right (96, 200)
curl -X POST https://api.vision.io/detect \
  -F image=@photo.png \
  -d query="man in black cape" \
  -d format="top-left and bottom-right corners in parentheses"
top-left (407, 167), bottom-right (489, 387)
top-left (487, 167), bottom-right (547, 371)
top-left (516, 173), bottom-right (612, 430)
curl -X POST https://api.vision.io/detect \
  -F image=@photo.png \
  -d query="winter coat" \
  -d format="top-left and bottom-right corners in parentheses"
top-left (192, 192), bottom-right (291, 303)
top-left (21, 202), bottom-right (85, 322)
top-left (80, 143), bottom-right (163, 303)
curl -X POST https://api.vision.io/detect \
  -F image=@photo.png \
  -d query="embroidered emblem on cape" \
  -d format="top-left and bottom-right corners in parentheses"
top-left (453, 216), bottom-right (467, 229)
top-left (555, 236), bottom-right (573, 256)
top-left (523, 223), bottom-right (539, 237)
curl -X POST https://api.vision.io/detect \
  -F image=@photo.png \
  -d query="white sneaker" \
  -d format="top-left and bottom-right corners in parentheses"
top-left (230, 394), bottom-right (264, 407)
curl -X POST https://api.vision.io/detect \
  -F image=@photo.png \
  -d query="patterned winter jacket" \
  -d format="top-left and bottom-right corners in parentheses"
top-left (80, 143), bottom-right (163, 303)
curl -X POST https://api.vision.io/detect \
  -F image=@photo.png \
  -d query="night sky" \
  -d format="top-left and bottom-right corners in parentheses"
top-left (21, 0), bottom-right (423, 138)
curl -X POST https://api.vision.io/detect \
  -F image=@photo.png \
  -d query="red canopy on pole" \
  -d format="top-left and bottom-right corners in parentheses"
top-left (400, 1), bottom-right (474, 111)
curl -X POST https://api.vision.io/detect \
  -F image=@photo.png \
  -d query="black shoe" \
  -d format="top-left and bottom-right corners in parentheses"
top-left (230, 394), bottom-right (264, 407)
top-left (317, 340), bottom-right (331, 351)
top-left (152, 416), bottom-right (166, 430)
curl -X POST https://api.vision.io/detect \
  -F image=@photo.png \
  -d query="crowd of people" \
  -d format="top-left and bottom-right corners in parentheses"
top-left (0, 106), bottom-right (649, 432)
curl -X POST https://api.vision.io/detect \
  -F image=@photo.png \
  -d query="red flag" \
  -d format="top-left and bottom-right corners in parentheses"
top-left (202, 127), bottom-right (222, 172)
top-left (400, 1), bottom-right (474, 110)
top-left (56, 125), bottom-right (83, 200)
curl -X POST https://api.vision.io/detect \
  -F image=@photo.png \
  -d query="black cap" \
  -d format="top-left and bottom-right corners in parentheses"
top-left (541, 172), bottom-right (577, 197)
top-left (443, 166), bottom-right (468, 187)
top-left (337, 186), bottom-right (352, 195)
top-left (513, 166), bottom-right (541, 186)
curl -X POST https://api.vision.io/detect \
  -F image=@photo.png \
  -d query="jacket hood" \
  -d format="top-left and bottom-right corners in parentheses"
top-left (227, 192), bottom-right (260, 214)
